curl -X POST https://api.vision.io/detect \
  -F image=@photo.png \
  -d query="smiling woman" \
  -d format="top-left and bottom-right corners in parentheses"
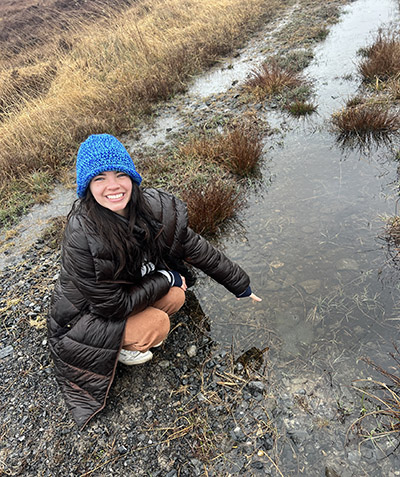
top-left (90, 172), bottom-right (132, 216)
top-left (48, 133), bottom-right (261, 429)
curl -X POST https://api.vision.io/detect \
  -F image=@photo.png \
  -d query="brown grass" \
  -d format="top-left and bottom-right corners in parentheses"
top-left (383, 215), bottom-right (400, 264)
top-left (331, 103), bottom-right (400, 147)
top-left (180, 124), bottom-right (263, 177)
top-left (0, 0), bottom-right (287, 227)
top-left (245, 60), bottom-right (304, 99)
top-left (348, 348), bottom-right (400, 446)
top-left (359, 30), bottom-right (400, 82)
top-left (182, 179), bottom-right (241, 236)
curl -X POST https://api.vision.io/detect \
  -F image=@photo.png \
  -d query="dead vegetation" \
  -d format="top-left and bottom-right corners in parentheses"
top-left (0, 0), bottom-right (286, 228)
top-left (182, 180), bottom-right (241, 236)
top-left (331, 102), bottom-right (400, 147)
top-left (359, 30), bottom-right (400, 83)
top-left (245, 61), bottom-right (305, 99)
top-left (332, 28), bottom-right (400, 150)
top-left (348, 347), bottom-right (400, 450)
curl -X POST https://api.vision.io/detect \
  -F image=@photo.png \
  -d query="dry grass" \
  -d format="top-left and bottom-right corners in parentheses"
top-left (331, 102), bottom-right (400, 147)
top-left (180, 124), bottom-right (263, 177)
top-left (182, 179), bottom-right (241, 236)
top-left (0, 0), bottom-right (286, 227)
top-left (348, 348), bottom-right (400, 447)
top-left (359, 30), bottom-right (400, 82)
top-left (383, 215), bottom-right (400, 264)
top-left (245, 60), bottom-right (304, 99)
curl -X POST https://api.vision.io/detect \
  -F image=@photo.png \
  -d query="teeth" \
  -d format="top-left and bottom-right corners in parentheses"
top-left (107, 193), bottom-right (123, 199)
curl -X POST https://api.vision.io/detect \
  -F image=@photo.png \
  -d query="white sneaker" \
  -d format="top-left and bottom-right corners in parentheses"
top-left (118, 349), bottom-right (153, 365)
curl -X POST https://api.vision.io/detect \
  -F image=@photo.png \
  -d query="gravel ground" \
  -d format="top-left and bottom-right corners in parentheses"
top-left (1, 0), bottom-right (400, 475)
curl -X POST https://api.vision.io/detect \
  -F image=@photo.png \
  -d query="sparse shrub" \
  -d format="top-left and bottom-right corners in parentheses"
top-left (179, 124), bottom-right (263, 177)
top-left (331, 103), bottom-right (400, 146)
top-left (359, 30), bottom-right (400, 82)
top-left (182, 179), bottom-right (241, 236)
top-left (286, 100), bottom-right (316, 116)
top-left (246, 60), bottom-right (304, 99)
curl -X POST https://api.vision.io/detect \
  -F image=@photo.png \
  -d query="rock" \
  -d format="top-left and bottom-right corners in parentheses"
top-left (158, 360), bottom-right (170, 368)
top-left (186, 345), bottom-right (197, 357)
top-left (325, 467), bottom-right (340, 477)
top-left (336, 258), bottom-right (359, 271)
top-left (0, 345), bottom-right (13, 359)
top-left (299, 279), bottom-right (321, 294)
top-left (248, 381), bottom-right (266, 393)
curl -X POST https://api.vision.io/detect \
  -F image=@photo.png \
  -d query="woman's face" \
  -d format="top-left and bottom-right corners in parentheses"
top-left (89, 170), bottom-right (132, 217)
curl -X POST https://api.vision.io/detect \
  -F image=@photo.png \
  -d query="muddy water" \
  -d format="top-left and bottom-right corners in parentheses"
top-left (194, 0), bottom-right (400, 381)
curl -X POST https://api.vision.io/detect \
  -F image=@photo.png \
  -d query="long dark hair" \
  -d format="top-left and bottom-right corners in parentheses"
top-left (73, 182), bottom-right (163, 279)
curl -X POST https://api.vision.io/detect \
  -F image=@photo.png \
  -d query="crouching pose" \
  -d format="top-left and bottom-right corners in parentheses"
top-left (48, 134), bottom-right (261, 429)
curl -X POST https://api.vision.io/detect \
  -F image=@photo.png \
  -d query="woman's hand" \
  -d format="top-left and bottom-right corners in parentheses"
top-left (181, 275), bottom-right (188, 292)
top-left (237, 292), bottom-right (262, 302)
top-left (249, 293), bottom-right (262, 302)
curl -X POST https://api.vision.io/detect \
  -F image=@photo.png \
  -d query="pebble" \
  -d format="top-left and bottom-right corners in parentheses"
top-left (248, 381), bottom-right (266, 393)
top-left (186, 345), bottom-right (197, 357)
top-left (0, 345), bottom-right (13, 359)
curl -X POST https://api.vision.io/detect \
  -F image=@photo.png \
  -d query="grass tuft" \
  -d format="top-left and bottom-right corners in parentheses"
top-left (245, 60), bottom-right (304, 99)
top-left (180, 124), bottom-right (263, 177)
top-left (359, 30), bottom-right (400, 82)
top-left (348, 347), bottom-right (400, 447)
top-left (286, 100), bottom-right (317, 116)
top-left (182, 179), bottom-right (241, 236)
top-left (331, 103), bottom-right (400, 148)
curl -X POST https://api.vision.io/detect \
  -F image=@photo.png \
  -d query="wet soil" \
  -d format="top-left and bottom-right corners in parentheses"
top-left (1, 1), bottom-right (400, 476)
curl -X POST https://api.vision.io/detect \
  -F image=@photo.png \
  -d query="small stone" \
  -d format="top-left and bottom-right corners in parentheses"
top-left (336, 258), bottom-right (359, 271)
top-left (117, 445), bottom-right (128, 455)
top-left (0, 345), bottom-right (13, 359)
top-left (187, 345), bottom-right (197, 357)
top-left (248, 381), bottom-right (266, 393)
top-left (299, 279), bottom-right (321, 294)
top-left (158, 360), bottom-right (170, 368)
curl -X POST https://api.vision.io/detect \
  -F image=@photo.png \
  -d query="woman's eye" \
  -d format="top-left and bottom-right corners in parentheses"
top-left (93, 176), bottom-right (104, 182)
top-left (117, 173), bottom-right (128, 178)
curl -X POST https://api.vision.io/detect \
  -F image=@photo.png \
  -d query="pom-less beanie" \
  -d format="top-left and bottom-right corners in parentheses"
top-left (76, 134), bottom-right (142, 198)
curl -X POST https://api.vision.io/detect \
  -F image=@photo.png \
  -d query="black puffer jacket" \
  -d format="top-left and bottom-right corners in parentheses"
top-left (48, 188), bottom-right (249, 429)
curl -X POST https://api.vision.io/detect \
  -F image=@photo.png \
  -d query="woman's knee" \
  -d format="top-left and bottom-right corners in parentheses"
top-left (123, 307), bottom-right (170, 351)
top-left (154, 287), bottom-right (186, 315)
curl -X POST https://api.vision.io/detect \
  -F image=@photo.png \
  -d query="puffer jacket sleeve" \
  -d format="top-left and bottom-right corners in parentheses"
top-left (146, 189), bottom-right (250, 296)
top-left (62, 214), bottom-right (171, 320)
top-left (182, 226), bottom-right (250, 296)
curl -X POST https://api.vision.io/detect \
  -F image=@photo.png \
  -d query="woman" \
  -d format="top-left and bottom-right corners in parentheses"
top-left (48, 133), bottom-right (261, 429)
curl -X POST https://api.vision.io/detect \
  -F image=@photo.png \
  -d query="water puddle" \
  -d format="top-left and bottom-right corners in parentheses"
top-left (195, 0), bottom-right (400, 381)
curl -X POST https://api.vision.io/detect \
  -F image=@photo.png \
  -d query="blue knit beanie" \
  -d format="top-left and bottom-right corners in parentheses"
top-left (76, 134), bottom-right (142, 198)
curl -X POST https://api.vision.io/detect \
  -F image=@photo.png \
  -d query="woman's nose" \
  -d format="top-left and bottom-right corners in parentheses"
top-left (106, 176), bottom-right (119, 188)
